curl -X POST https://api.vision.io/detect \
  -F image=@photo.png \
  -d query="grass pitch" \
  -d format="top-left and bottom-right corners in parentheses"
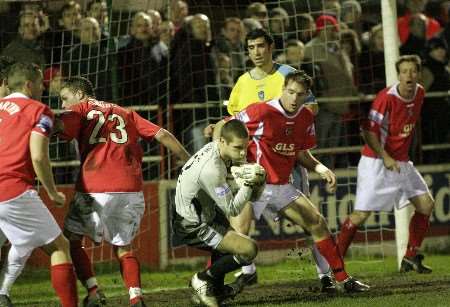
top-left (10, 254), bottom-right (450, 306)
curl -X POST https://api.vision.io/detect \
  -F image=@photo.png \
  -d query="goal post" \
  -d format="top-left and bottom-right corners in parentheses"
top-left (380, 0), bottom-right (413, 269)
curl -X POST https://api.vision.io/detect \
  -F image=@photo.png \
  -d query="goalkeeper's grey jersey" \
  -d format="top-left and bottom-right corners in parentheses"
top-left (175, 141), bottom-right (252, 225)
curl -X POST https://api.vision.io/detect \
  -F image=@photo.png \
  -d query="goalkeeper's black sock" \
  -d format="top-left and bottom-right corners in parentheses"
top-left (199, 254), bottom-right (242, 283)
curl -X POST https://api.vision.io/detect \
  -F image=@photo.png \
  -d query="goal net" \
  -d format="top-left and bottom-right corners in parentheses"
top-left (0, 0), bottom-right (400, 268)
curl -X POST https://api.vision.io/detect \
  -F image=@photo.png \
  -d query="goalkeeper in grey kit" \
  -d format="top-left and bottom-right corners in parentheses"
top-left (173, 119), bottom-right (266, 307)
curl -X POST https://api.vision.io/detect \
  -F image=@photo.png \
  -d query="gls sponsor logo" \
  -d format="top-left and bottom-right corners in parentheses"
top-left (272, 143), bottom-right (295, 156)
top-left (399, 123), bottom-right (415, 137)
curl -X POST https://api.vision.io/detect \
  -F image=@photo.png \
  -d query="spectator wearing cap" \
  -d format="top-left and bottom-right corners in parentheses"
top-left (398, 0), bottom-right (441, 44)
top-left (400, 13), bottom-right (427, 56)
top-left (43, 66), bottom-right (62, 108)
top-left (421, 37), bottom-right (449, 163)
top-left (305, 15), bottom-right (339, 61)
top-left (304, 14), bottom-right (358, 168)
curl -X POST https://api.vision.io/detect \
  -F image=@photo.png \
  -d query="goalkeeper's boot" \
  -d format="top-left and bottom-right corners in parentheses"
top-left (320, 275), bottom-right (337, 293)
top-left (82, 289), bottom-right (106, 307)
top-left (400, 254), bottom-right (432, 274)
top-left (216, 283), bottom-right (240, 304)
top-left (337, 277), bottom-right (370, 293)
top-left (0, 295), bottom-right (13, 307)
top-left (230, 271), bottom-right (258, 292)
top-left (190, 273), bottom-right (219, 307)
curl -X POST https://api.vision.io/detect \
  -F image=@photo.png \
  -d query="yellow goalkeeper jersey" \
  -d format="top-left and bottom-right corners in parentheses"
top-left (227, 63), bottom-right (296, 115)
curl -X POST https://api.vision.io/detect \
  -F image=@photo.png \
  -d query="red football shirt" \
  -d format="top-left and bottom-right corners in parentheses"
top-left (234, 99), bottom-right (316, 184)
top-left (59, 99), bottom-right (161, 192)
top-left (0, 93), bottom-right (54, 202)
top-left (361, 83), bottom-right (424, 161)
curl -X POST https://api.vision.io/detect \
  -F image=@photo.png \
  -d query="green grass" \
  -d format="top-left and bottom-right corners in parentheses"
top-left (10, 254), bottom-right (450, 306)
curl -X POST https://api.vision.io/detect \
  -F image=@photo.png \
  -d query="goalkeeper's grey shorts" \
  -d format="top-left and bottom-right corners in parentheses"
top-left (251, 183), bottom-right (303, 220)
top-left (172, 202), bottom-right (230, 251)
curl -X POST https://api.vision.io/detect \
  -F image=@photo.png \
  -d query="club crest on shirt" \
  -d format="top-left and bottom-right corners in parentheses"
top-left (258, 90), bottom-right (265, 100)
top-left (407, 107), bottom-right (414, 117)
top-left (285, 127), bottom-right (293, 135)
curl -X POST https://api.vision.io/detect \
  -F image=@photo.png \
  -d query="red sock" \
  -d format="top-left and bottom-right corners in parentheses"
top-left (338, 218), bottom-right (358, 257)
top-left (119, 252), bottom-right (141, 304)
top-left (405, 212), bottom-right (430, 258)
top-left (316, 236), bottom-right (349, 282)
top-left (70, 240), bottom-right (97, 292)
top-left (51, 263), bottom-right (78, 307)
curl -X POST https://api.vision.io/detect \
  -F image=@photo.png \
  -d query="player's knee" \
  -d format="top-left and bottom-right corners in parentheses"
top-left (233, 221), bottom-right (251, 235)
top-left (45, 234), bottom-right (71, 255)
top-left (238, 239), bottom-right (258, 262)
top-left (56, 234), bottom-right (71, 253)
top-left (351, 211), bottom-right (370, 226)
top-left (309, 213), bottom-right (327, 232)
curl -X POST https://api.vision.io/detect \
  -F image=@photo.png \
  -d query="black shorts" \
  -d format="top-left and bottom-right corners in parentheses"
top-left (172, 200), bottom-right (230, 251)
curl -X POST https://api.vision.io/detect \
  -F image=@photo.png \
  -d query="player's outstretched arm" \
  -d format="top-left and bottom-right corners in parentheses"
top-left (297, 150), bottom-right (336, 193)
top-left (29, 132), bottom-right (66, 207)
top-left (155, 128), bottom-right (190, 164)
top-left (212, 119), bottom-right (226, 141)
top-left (362, 130), bottom-right (400, 172)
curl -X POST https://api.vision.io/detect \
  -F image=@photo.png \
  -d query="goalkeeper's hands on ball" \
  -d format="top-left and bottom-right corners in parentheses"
top-left (230, 163), bottom-right (266, 201)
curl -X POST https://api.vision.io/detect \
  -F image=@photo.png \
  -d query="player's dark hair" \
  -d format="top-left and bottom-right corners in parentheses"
top-left (62, 76), bottom-right (95, 98)
top-left (395, 55), bottom-right (422, 73)
top-left (284, 70), bottom-right (313, 90)
top-left (7, 62), bottom-right (42, 92)
top-left (0, 56), bottom-right (16, 81)
top-left (221, 119), bottom-right (249, 143)
top-left (245, 28), bottom-right (274, 48)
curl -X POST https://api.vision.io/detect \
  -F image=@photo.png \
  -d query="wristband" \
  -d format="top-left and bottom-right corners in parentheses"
top-left (314, 164), bottom-right (329, 174)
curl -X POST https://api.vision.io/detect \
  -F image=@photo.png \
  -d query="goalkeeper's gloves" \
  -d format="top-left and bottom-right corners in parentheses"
top-left (230, 163), bottom-right (266, 187)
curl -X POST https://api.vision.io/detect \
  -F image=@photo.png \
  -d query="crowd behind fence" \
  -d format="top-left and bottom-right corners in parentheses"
top-left (0, 0), bottom-right (448, 183)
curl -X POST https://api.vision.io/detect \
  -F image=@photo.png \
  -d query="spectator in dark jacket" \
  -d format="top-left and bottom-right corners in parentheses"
top-left (170, 13), bottom-right (218, 152)
top-left (421, 37), bottom-right (449, 163)
top-left (1, 12), bottom-right (46, 69)
top-left (117, 12), bottom-right (155, 106)
top-left (43, 1), bottom-right (82, 65)
top-left (63, 17), bottom-right (115, 101)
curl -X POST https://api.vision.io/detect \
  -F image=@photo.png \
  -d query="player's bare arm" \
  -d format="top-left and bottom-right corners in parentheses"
top-left (29, 132), bottom-right (66, 207)
top-left (296, 150), bottom-right (336, 193)
top-left (362, 130), bottom-right (400, 172)
top-left (155, 128), bottom-right (190, 163)
top-left (203, 123), bottom-right (215, 138)
top-left (211, 119), bottom-right (226, 141)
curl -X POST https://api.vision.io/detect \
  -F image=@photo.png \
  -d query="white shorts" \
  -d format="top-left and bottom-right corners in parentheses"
top-left (252, 184), bottom-right (303, 220)
top-left (355, 156), bottom-right (430, 212)
top-left (0, 190), bottom-right (61, 257)
top-left (64, 192), bottom-right (145, 246)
